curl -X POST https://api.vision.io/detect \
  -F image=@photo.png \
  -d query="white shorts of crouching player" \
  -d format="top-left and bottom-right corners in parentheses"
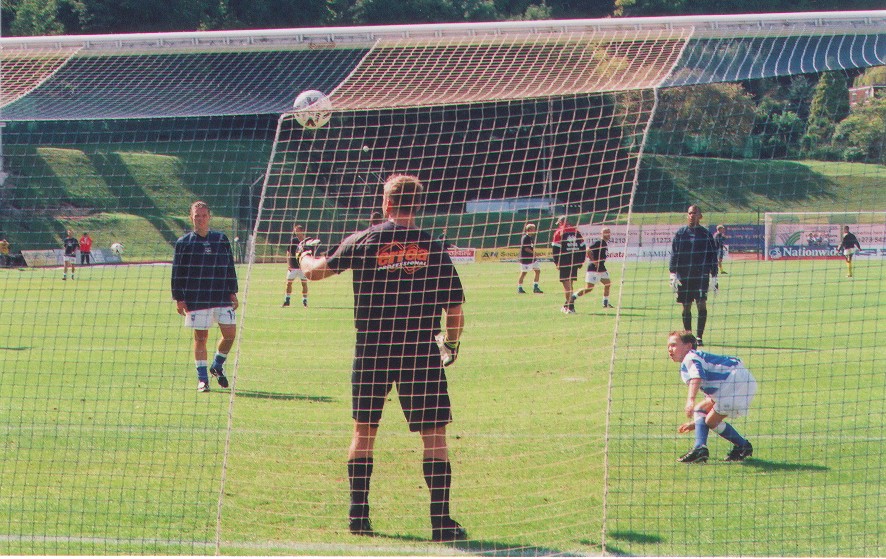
top-left (585, 270), bottom-right (610, 284)
top-left (287, 267), bottom-right (307, 281)
top-left (185, 306), bottom-right (236, 329)
top-left (711, 366), bottom-right (757, 417)
top-left (519, 261), bottom-right (541, 272)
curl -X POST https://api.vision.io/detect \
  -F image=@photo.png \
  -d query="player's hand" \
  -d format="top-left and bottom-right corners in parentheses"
top-left (435, 333), bottom-right (459, 367)
top-left (678, 421), bottom-right (696, 434)
top-left (711, 276), bottom-right (719, 296)
top-left (296, 238), bottom-right (321, 260)
top-left (230, 293), bottom-right (239, 311)
top-left (669, 273), bottom-right (682, 293)
top-left (176, 300), bottom-right (188, 316)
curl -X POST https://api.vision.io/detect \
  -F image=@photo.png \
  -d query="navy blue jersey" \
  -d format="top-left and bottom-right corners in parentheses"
top-left (670, 225), bottom-right (718, 279)
top-left (171, 230), bottom-right (238, 311)
top-left (63, 236), bottom-right (79, 256)
top-left (326, 221), bottom-right (464, 351)
top-left (587, 239), bottom-right (608, 273)
top-left (551, 225), bottom-right (586, 268)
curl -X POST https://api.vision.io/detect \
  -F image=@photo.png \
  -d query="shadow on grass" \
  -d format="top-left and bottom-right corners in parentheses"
top-left (594, 530), bottom-right (665, 556)
top-left (0, 346), bottom-right (30, 351)
top-left (232, 389), bottom-right (334, 403)
top-left (740, 458), bottom-right (829, 472)
top-left (722, 343), bottom-right (817, 352)
top-left (377, 532), bottom-right (587, 556)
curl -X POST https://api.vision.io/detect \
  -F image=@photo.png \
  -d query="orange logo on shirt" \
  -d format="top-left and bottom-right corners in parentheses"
top-left (376, 242), bottom-right (429, 274)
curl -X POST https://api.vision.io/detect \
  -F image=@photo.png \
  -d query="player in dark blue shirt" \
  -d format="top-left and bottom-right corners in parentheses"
top-left (839, 225), bottom-right (861, 278)
top-left (300, 174), bottom-right (467, 543)
top-left (669, 205), bottom-right (719, 347)
top-left (171, 201), bottom-right (238, 392)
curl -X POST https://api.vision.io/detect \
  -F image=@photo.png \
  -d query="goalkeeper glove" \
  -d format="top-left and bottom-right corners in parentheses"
top-left (711, 276), bottom-right (719, 296)
top-left (296, 238), bottom-right (321, 260)
top-left (669, 273), bottom-right (682, 293)
top-left (435, 333), bottom-right (459, 367)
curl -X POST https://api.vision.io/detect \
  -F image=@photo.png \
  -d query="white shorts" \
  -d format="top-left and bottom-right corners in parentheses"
top-left (520, 262), bottom-right (541, 272)
top-left (64, 255), bottom-right (76, 264)
top-left (185, 306), bottom-right (237, 330)
top-left (843, 247), bottom-right (858, 256)
top-left (585, 270), bottom-right (610, 284)
top-left (712, 367), bottom-right (757, 418)
top-left (287, 268), bottom-right (307, 281)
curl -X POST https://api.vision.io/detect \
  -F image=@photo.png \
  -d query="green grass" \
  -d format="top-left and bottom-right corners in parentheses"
top-left (0, 258), bottom-right (883, 555)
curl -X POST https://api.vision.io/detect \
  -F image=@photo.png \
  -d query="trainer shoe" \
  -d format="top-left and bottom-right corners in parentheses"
top-left (432, 517), bottom-right (467, 542)
top-left (561, 304), bottom-right (570, 314)
top-left (517, 286), bottom-right (527, 294)
top-left (603, 301), bottom-right (614, 308)
top-left (696, 338), bottom-right (704, 347)
top-left (533, 285), bottom-right (543, 294)
top-left (282, 299), bottom-right (290, 307)
top-left (677, 445), bottom-right (709, 463)
top-left (210, 365), bottom-right (229, 388)
top-left (302, 298), bottom-right (308, 307)
top-left (349, 518), bottom-right (374, 537)
top-left (568, 303), bottom-right (576, 314)
top-left (725, 441), bottom-right (753, 462)
top-left (197, 381), bottom-right (210, 393)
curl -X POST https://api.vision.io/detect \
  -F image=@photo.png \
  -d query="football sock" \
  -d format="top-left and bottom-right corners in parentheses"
top-left (694, 412), bottom-right (709, 448)
top-left (603, 297), bottom-right (609, 305)
top-left (697, 309), bottom-right (707, 339)
top-left (348, 457), bottom-right (373, 520)
top-left (423, 458), bottom-right (452, 526)
top-left (533, 283), bottom-right (539, 289)
top-left (713, 422), bottom-right (747, 446)
top-left (284, 296), bottom-right (290, 304)
top-left (195, 360), bottom-right (209, 383)
top-left (682, 308), bottom-right (692, 331)
top-left (212, 352), bottom-right (227, 369)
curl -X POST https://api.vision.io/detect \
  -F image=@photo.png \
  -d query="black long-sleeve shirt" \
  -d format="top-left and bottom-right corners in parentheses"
top-left (669, 225), bottom-right (718, 279)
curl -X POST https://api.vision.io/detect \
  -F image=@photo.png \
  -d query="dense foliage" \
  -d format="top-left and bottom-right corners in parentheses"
top-left (2, 0), bottom-right (884, 35)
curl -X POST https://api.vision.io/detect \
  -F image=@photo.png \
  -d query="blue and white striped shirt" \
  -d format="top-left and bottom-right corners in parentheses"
top-left (680, 350), bottom-right (744, 396)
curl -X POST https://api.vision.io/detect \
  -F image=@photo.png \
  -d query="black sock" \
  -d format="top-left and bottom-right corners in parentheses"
top-left (348, 457), bottom-right (373, 520)
top-left (682, 308), bottom-right (692, 332)
top-left (423, 458), bottom-right (452, 527)
top-left (697, 309), bottom-right (707, 339)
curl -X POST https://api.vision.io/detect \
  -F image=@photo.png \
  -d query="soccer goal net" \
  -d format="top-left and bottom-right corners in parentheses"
top-left (0, 11), bottom-right (884, 556)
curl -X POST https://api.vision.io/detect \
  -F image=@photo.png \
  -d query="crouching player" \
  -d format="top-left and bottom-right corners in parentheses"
top-left (667, 330), bottom-right (756, 463)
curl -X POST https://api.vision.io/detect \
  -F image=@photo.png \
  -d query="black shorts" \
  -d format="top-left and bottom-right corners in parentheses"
top-left (676, 276), bottom-right (710, 304)
top-left (559, 265), bottom-right (580, 282)
top-left (352, 348), bottom-right (452, 432)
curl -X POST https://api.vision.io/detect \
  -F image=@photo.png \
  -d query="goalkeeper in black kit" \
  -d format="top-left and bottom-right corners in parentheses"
top-left (669, 205), bottom-right (719, 347)
top-left (299, 174), bottom-right (467, 543)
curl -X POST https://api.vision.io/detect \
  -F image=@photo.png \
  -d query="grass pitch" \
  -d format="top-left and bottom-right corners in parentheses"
top-left (0, 257), bottom-right (883, 555)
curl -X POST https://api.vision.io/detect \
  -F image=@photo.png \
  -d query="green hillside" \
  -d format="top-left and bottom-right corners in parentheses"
top-left (1, 143), bottom-right (884, 259)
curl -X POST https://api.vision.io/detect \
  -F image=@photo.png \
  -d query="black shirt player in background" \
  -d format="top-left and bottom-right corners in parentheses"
top-left (839, 225), bottom-right (861, 278)
top-left (300, 174), bottom-right (468, 542)
top-left (62, 229), bottom-right (78, 280)
top-left (572, 226), bottom-right (614, 308)
top-left (669, 205), bottom-right (719, 347)
top-left (283, 224), bottom-right (309, 307)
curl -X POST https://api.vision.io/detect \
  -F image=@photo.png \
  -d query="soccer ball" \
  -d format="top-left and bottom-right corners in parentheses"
top-left (110, 242), bottom-right (124, 256)
top-left (292, 90), bottom-right (332, 129)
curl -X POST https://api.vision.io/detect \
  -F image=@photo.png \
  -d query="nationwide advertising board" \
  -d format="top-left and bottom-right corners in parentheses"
top-left (766, 223), bottom-right (886, 260)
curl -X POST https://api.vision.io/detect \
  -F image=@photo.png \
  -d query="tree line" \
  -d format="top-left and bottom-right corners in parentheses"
top-left (2, 0), bottom-right (883, 36)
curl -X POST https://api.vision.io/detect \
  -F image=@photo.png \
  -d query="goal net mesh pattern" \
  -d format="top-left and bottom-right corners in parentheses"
top-left (0, 12), bottom-right (884, 556)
